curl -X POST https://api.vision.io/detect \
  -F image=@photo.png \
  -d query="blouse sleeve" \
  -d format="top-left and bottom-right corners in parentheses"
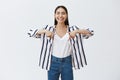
top-left (82, 28), bottom-right (94, 39)
top-left (27, 29), bottom-right (41, 38)
top-left (27, 25), bottom-right (48, 38)
top-left (74, 25), bottom-right (94, 39)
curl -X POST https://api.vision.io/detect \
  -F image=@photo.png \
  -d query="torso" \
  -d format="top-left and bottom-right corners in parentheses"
top-left (52, 25), bottom-right (72, 58)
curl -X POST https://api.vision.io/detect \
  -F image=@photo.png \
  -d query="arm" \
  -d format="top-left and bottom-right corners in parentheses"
top-left (81, 28), bottom-right (94, 39)
top-left (36, 29), bottom-right (54, 38)
top-left (69, 28), bottom-right (94, 39)
top-left (75, 25), bottom-right (94, 39)
top-left (36, 29), bottom-right (46, 35)
top-left (28, 28), bottom-right (53, 38)
top-left (75, 29), bottom-right (91, 34)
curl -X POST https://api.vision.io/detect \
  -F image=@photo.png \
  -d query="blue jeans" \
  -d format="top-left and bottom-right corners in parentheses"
top-left (48, 55), bottom-right (73, 80)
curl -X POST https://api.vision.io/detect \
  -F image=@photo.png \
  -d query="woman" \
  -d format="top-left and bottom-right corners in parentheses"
top-left (28, 5), bottom-right (94, 80)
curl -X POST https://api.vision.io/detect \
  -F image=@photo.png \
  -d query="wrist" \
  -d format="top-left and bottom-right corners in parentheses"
top-left (76, 29), bottom-right (80, 34)
top-left (44, 30), bottom-right (47, 33)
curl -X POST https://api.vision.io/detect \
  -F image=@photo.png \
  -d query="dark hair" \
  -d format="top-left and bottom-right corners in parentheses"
top-left (54, 5), bottom-right (69, 25)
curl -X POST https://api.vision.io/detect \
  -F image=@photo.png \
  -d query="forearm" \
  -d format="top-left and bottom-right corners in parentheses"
top-left (75, 29), bottom-right (91, 34)
top-left (36, 29), bottom-right (47, 35)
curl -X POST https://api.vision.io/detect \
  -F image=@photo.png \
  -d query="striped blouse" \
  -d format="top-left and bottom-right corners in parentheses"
top-left (28, 25), bottom-right (94, 70)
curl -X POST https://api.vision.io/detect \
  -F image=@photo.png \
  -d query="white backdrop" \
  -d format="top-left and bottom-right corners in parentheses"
top-left (0, 0), bottom-right (120, 80)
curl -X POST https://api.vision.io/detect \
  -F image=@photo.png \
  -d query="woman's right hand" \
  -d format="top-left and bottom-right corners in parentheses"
top-left (45, 30), bottom-right (54, 38)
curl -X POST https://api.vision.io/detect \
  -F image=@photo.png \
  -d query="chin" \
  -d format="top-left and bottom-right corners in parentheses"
top-left (57, 20), bottom-right (65, 24)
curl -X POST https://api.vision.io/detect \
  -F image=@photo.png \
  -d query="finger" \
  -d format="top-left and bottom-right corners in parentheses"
top-left (51, 35), bottom-right (53, 39)
top-left (68, 32), bottom-right (71, 37)
top-left (68, 35), bottom-right (75, 40)
top-left (68, 36), bottom-right (71, 40)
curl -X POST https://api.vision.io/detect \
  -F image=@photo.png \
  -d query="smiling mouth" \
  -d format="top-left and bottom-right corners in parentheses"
top-left (57, 18), bottom-right (64, 21)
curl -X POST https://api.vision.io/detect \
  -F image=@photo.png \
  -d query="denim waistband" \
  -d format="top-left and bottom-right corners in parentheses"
top-left (51, 55), bottom-right (72, 62)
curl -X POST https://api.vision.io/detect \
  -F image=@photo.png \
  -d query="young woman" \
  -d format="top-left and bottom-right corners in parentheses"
top-left (28, 5), bottom-right (94, 80)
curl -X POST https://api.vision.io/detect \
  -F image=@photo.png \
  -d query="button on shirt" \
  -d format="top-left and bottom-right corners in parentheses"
top-left (52, 32), bottom-right (72, 58)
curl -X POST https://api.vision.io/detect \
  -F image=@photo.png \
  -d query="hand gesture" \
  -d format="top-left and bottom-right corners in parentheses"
top-left (45, 30), bottom-right (54, 39)
top-left (68, 30), bottom-right (77, 39)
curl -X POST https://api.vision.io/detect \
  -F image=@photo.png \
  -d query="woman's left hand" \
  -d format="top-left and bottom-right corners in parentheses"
top-left (68, 30), bottom-right (77, 39)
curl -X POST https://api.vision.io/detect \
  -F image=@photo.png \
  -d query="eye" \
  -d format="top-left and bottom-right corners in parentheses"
top-left (62, 12), bottom-right (66, 15)
top-left (56, 12), bottom-right (60, 15)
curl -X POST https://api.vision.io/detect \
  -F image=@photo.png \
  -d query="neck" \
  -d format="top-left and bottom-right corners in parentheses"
top-left (56, 23), bottom-right (67, 29)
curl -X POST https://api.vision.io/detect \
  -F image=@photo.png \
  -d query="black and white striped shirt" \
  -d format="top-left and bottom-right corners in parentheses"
top-left (28, 25), bottom-right (94, 70)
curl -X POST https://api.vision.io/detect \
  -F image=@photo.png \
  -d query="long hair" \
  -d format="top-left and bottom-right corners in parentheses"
top-left (54, 5), bottom-right (69, 25)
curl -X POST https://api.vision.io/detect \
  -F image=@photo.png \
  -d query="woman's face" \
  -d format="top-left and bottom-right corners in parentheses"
top-left (55, 7), bottom-right (67, 24)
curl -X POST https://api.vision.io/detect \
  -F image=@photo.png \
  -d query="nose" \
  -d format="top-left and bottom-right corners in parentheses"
top-left (59, 13), bottom-right (63, 17)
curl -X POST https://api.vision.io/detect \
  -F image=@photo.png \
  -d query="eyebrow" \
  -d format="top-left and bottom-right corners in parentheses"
top-left (56, 11), bottom-right (66, 14)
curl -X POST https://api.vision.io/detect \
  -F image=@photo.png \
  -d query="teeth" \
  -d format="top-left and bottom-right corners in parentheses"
top-left (58, 18), bottom-right (64, 20)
